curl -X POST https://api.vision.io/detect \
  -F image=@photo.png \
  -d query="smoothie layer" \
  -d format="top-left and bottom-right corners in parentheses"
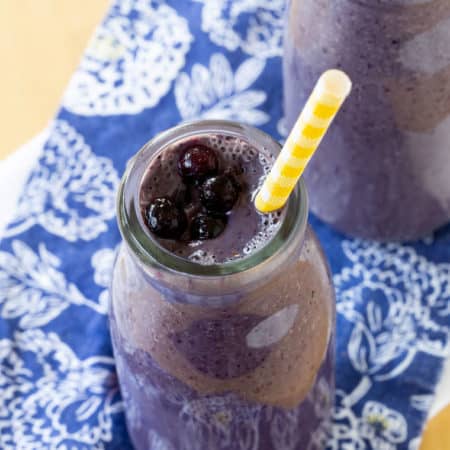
top-left (111, 227), bottom-right (335, 450)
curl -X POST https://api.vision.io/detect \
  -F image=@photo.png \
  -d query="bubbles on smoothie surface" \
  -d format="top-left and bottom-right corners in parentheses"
top-left (139, 133), bottom-right (285, 264)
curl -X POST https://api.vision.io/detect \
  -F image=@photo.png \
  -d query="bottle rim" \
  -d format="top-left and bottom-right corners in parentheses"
top-left (117, 120), bottom-right (308, 281)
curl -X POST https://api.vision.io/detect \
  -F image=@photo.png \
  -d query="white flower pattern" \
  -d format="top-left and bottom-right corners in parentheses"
top-left (4, 120), bottom-right (119, 242)
top-left (63, 0), bottom-right (193, 116)
top-left (358, 402), bottom-right (407, 448)
top-left (0, 240), bottom-right (108, 328)
top-left (175, 53), bottom-right (269, 125)
top-left (194, 0), bottom-right (285, 57)
top-left (276, 116), bottom-right (288, 141)
top-left (327, 391), bottom-right (407, 450)
top-left (91, 247), bottom-right (118, 308)
top-left (324, 239), bottom-right (450, 448)
top-left (335, 240), bottom-right (450, 382)
top-left (410, 394), bottom-right (434, 413)
top-left (0, 330), bottom-right (122, 449)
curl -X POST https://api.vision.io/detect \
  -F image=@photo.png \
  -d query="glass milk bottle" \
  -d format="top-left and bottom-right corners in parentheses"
top-left (283, 0), bottom-right (450, 240)
top-left (110, 120), bottom-right (335, 449)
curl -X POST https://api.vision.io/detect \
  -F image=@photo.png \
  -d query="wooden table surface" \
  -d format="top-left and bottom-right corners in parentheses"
top-left (0, 0), bottom-right (109, 158)
top-left (0, 1), bottom-right (448, 448)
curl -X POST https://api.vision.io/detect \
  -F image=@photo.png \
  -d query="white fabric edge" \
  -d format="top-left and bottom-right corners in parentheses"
top-left (0, 129), bottom-right (49, 238)
top-left (430, 355), bottom-right (450, 418)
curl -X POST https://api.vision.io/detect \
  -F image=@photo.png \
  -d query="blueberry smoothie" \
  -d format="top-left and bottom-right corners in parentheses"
top-left (111, 121), bottom-right (335, 450)
top-left (138, 133), bottom-right (283, 264)
top-left (283, 0), bottom-right (450, 240)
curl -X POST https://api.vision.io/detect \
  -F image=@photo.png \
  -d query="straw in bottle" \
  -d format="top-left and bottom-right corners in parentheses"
top-left (255, 69), bottom-right (352, 213)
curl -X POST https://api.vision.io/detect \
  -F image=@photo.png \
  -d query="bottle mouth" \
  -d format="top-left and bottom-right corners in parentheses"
top-left (117, 120), bottom-right (308, 279)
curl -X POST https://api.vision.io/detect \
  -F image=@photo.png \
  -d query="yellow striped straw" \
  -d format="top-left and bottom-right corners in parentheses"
top-left (255, 69), bottom-right (352, 213)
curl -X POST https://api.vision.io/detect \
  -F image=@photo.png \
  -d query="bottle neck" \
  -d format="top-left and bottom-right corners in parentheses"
top-left (117, 120), bottom-right (308, 300)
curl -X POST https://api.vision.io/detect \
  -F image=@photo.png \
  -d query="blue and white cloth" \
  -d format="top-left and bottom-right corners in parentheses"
top-left (1, 1), bottom-right (449, 449)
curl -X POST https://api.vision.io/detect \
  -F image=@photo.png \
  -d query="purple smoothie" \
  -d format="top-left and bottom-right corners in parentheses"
top-left (138, 133), bottom-right (283, 264)
top-left (283, 0), bottom-right (450, 240)
top-left (111, 121), bottom-right (335, 450)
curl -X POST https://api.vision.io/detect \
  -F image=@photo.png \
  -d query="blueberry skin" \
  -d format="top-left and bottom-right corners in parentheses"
top-left (190, 214), bottom-right (227, 240)
top-left (145, 197), bottom-right (187, 239)
top-left (200, 175), bottom-right (240, 213)
top-left (177, 144), bottom-right (219, 182)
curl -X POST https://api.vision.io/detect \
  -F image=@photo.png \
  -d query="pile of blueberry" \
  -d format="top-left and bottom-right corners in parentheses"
top-left (145, 143), bottom-right (241, 240)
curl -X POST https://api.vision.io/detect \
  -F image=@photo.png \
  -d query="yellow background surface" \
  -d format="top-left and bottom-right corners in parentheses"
top-left (0, 0), bottom-right (109, 158)
top-left (420, 404), bottom-right (450, 450)
top-left (0, 1), bottom-right (448, 448)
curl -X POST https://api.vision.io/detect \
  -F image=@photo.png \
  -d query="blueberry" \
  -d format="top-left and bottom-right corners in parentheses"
top-left (178, 144), bottom-right (219, 182)
top-left (191, 214), bottom-right (227, 240)
top-left (200, 175), bottom-right (240, 213)
top-left (145, 197), bottom-right (187, 239)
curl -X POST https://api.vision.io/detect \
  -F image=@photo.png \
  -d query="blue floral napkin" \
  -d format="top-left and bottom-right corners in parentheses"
top-left (1, 1), bottom-right (449, 449)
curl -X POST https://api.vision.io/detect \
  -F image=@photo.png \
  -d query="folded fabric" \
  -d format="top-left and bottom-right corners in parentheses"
top-left (1, 1), bottom-right (449, 449)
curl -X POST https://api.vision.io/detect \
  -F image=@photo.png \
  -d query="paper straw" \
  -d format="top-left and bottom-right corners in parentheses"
top-left (255, 69), bottom-right (352, 213)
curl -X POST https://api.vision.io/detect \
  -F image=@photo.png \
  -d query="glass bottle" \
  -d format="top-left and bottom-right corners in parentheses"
top-left (284, 0), bottom-right (450, 240)
top-left (110, 120), bottom-right (335, 449)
